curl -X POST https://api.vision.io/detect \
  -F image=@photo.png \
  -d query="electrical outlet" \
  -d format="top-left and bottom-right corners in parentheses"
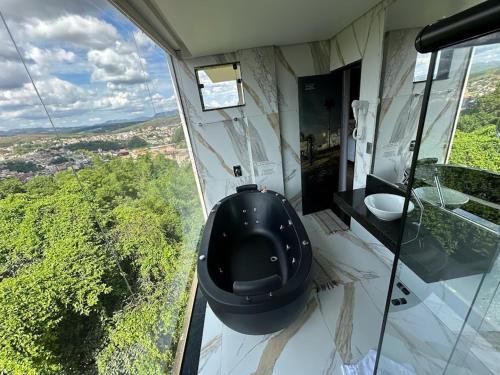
top-left (366, 142), bottom-right (373, 154)
top-left (233, 165), bottom-right (242, 177)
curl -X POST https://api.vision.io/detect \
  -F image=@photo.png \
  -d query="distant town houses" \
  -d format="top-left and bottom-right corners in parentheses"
top-left (462, 74), bottom-right (498, 109)
top-left (0, 120), bottom-right (189, 182)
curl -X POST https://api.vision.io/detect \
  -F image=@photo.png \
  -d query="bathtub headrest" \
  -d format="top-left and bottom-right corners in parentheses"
top-left (233, 274), bottom-right (282, 296)
top-left (236, 184), bottom-right (258, 193)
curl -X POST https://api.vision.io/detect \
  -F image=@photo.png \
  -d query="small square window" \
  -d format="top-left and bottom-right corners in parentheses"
top-left (413, 50), bottom-right (454, 83)
top-left (195, 62), bottom-right (245, 111)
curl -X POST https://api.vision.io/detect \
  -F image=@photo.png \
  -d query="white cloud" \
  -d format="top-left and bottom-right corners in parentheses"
top-left (0, 42), bottom-right (19, 61)
top-left (473, 44), bottom-right (500, 63)
top-left (94, 91), bottom-right (131, 109)
top-left (133, 30), bottom-right (154, 50)
top-left (0, 82), bottom-right (39, 108)
top-left (36, 77), bottom-right (90, 106)
top-left (0, 77), bottom-right (93, 121)
top-left (88, 47), bottom-right (148, 84)
top-left (149, 93), bottom-right (177, 111)
top-left (0, 61), bottom-right (30, 89)
top-left (0, 105), bottom-right (48, 121)
top-left (0, 0), bottom-right (104, 21)
top-left (25, 46), bottom-right (76, 66)
top-left (23, 15), bottom-right (120, 50)
top-left (0, 0), bottom-right (177, 129)
top-left (0, 76), bottom-right (147, 122)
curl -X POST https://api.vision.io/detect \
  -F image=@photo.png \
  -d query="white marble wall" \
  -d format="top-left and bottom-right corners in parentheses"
top-left (172, 47), bottom-right (284, 211)
top-left (372, 28), bottom-right (472, 183)
top-left (275, 41), bottom-right (330, 209)
top-left (174, 1), bottom-right (392, 211)
top-left (275, 0), bottom-right (390, 206)
top-left (330, 0), bottom-right (390, 189)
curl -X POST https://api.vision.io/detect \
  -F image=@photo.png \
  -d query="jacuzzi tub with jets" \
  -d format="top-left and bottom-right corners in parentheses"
top-left (197, 184), bottom-right (312, 334)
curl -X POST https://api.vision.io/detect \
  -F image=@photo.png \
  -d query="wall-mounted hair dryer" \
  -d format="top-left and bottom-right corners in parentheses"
top-left (351, 100), bottom-right (369, 141)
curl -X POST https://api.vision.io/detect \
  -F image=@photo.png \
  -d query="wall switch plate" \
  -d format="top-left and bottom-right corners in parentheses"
top-left (409, 140), bottom-right (416, 152)
top-left (233, 165), bottom-right (242, 177)
top-left (366, 142), bottom-right (373, 154)
top-left (390, 281), bottom-right (418, 311)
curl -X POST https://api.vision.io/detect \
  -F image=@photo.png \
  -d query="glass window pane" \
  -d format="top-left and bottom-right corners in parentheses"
top-left (195, 62), bottom-right (245, 110)
top-left (0, 1), bottom-right (203, 374)
top-left (413, 50), bottom-right (453, 82)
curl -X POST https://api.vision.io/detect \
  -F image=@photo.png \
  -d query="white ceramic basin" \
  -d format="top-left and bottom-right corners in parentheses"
top-left (414, 186), bottom-right (469, 207)
top-left (364, 193), bottom-right (414, 221)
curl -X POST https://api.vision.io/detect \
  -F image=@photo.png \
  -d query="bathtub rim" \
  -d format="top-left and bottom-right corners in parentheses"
top-left (197, 188), bottom-right (312, 315)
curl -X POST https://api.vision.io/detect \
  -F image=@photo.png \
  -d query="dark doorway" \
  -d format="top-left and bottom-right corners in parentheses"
top-left (299, 62), bottom-right (361, 215)
top-left (299, 74), bottom-right (342, 215)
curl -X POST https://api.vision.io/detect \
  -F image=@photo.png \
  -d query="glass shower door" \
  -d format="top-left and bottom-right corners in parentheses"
top-left (444, 254), bottom-right (500, 375)
top-left (375, 31), bottom-right (500, 375)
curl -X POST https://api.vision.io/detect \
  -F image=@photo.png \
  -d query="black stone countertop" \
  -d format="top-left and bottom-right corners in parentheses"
top-left (333, 175), bottom-right (498, 283)
top-left (334, 188), bottom-right (403, 253)
top-left (334, 174), bottom-right (408, 254)
top-left (333, 185), bottom-right (454, 283)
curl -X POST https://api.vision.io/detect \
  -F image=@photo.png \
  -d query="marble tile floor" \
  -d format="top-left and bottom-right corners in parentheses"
top-left (196, 208), bottom-right (497, 375)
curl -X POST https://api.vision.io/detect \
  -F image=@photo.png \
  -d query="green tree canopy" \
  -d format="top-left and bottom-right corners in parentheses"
top-left (0, 154), bottom-right (203, 374)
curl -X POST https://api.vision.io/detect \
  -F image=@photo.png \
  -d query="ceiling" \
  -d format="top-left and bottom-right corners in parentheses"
top-left (111, 0), bottom-right (380, 58)
top-left (385, 0), bottom-right (485, 31)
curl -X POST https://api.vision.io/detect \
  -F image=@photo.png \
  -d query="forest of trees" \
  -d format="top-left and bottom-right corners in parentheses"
top-left (65, 136), bottom-right (149, 152)
top-left (0, 154), bottom-right (203, 374)
top-left (0, 160), bottom-right (40, 173)
top-left (449, 81), bottom-right (500, 172)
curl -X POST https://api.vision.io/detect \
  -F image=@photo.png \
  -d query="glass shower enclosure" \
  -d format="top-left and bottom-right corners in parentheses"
top-left (374, 4), bottom-right (500, 375)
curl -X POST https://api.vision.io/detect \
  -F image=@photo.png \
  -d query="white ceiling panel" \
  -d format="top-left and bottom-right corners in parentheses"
top-left (113, 0), bottom-right (381, 57)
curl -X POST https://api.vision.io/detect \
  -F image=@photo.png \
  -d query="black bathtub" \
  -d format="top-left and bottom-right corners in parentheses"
top-left (197, 184), bottom-right (312, 334)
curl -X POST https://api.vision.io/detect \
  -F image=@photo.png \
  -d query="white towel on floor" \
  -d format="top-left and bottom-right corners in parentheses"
top-left (341, 349), bottom-right (415, 375)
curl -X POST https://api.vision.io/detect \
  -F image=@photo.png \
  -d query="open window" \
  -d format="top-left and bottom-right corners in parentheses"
top-left (195, 62), bottom-right (245, 111)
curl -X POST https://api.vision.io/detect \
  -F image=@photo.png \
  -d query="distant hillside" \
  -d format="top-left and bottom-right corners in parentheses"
top-left (0, 110), bottom-right (179, 138)
top-left (107, 115), bottom-right (180, 134)
top-left (469, 67), bottom-right (500, 81)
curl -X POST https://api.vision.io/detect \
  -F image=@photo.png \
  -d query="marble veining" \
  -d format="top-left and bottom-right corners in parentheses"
top-left (335, 282), bottom-right (355, 363)
top-left (251, 298), bottom-right (318, 375)
top-left (309, 41), bottom-right (331, 75)
top-left (373, 27), bottom-right (473, 183)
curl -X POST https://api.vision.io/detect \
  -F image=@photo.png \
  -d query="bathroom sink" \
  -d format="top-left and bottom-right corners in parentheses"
top-left (414, 186), bottom-right (469, 207)
top-left (364, 193), bottom-right (414, 221)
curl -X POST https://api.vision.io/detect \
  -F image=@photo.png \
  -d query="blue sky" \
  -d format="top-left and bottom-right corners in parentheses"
top-left (0, 0), bottom-right (499, 132)
top-left (0, 0), bottom-right (177, 131)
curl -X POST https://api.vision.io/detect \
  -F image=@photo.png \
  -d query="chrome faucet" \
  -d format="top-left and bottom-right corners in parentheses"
top-left (433, 167), bottom-right (445, 208)
top-left (402, 188), bottom-right (425, 245)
